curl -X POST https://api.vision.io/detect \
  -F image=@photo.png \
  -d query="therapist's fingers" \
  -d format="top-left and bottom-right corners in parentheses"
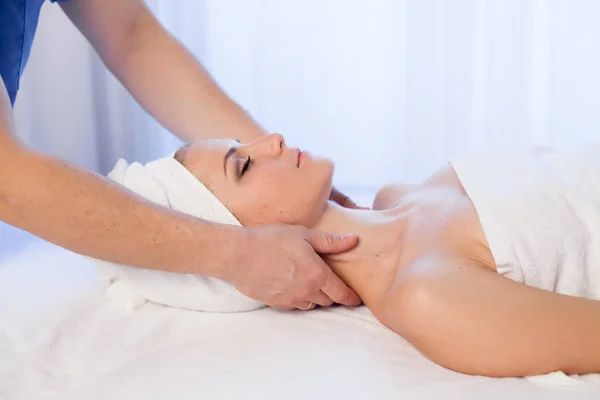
top-left (329, 186), bottom-right (355, 208)
top-left (311, 291), bottom-right (335, 308)
top-left (329, 187), bottom-right (370, 210)
top-left (320, 268), bottom-right (362, 307)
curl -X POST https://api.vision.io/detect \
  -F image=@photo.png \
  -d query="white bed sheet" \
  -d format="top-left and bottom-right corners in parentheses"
top-left (1, 240), bottom-right (599, 400)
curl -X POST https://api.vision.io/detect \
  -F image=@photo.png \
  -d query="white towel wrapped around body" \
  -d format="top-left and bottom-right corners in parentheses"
top-left (451, 143), bottom-right (600, 299)
top-left (93, 155), bottom-right (266, 313)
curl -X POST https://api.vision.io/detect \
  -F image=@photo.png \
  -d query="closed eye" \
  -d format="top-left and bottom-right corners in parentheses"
top-left (240, 156), bottom-right (251, 176)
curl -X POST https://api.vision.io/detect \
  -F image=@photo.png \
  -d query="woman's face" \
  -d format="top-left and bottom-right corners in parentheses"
top-left (178, 134), bottom-right (334, 227)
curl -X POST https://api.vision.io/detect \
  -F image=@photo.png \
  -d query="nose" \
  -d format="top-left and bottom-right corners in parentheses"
top-left (246, 133), bottom-right (285, 156)
top-left (266, 133), bottom-right (285, 154)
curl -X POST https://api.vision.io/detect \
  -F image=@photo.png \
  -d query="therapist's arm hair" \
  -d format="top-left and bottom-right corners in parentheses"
top-left (384, 257), bottom-right (600, 377)
top-left (58, 0), bottom-right (265, 144)
top-left (0, 75), bottom-right (242, 277)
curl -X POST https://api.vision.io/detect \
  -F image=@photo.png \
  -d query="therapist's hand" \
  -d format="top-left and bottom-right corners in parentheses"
top-left (330, 187), bottom-right (370, 210)
top-left (228, 224), bottom-right (362, 310)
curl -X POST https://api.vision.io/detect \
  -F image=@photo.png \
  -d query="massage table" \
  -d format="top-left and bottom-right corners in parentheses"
top-left (1, 237), bottom-right (599, 399)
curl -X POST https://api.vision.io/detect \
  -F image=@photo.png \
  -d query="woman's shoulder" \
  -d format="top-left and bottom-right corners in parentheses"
top-left (373, 163), bottom-right (465, 210)
top-left (372, 184), bottom-right (416, 210)
top-left (421, 162), bottom-right (467, 194)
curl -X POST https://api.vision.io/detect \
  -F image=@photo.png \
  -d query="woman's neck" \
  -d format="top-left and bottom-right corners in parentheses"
top-left (310, 201), bottom-right (409, 305)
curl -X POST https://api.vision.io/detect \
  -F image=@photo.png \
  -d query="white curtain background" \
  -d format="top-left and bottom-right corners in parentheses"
top-left (3, 0), bottom-right (600, 255)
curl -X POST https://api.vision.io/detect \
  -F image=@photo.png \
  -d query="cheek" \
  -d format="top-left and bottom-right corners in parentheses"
top-left (229, 161), bottom-right (333, 226)
top-left (226, 168), bottom-right (289, 226)
top-left (253, 174), bottom-right (296, 224)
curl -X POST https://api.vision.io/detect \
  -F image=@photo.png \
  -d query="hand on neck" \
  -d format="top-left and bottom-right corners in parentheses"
top-left (309, 201), bottom-right (409, 306)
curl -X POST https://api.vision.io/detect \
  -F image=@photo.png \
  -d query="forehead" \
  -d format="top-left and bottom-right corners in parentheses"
top-left (188, 138), bottom-right (237, 159)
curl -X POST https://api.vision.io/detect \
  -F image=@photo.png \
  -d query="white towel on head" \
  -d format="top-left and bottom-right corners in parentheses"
top-left (92, 154), bottom-right (266, 313)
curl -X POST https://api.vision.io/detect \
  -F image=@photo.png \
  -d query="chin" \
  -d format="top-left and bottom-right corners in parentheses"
top-left (316, 157), bottom-right (335, 178)
top-left (319, 170), bottom-right (335, 206)
top-left (304, 156), bottom-right (334, 204)
top-left (318, 160), bottom-right (334, 190)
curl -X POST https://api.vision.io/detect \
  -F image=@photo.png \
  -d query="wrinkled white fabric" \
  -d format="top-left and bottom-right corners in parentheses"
top-left (2, 241), bottom-right (599, 400)
top-left (453, 144), bottom-right (600, 299)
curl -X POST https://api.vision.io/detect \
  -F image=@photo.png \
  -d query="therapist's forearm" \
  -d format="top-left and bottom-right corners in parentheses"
top-left (104, 5), bottom-right (266, 143)
top-left (1, 74), bottom-right (240, 274)
top-left (0, 145), bottom-right (243, 275)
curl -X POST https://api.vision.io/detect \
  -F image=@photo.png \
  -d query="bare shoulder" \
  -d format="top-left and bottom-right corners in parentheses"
top-left (422, 162), bottom-right (466, 194)
top-left (395, 254), bottom-right (484, 286)
top-left (373, 163), bottom-right (466, 210)
top-left (372, 184), bottom-right (417, 210)
top-left (376, 254), bottom-right (485, 327)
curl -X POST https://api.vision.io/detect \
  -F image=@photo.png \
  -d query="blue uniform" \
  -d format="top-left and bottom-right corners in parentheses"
top-left (0, 0), bottom-right (66, 107)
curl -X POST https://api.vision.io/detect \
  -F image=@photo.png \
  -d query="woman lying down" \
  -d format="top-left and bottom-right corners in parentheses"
top-left (108, 134), bottom-right (600, 378)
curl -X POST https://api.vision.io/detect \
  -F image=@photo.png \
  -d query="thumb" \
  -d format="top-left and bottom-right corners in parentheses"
top-left (306, 231), bottom-right (359, 254)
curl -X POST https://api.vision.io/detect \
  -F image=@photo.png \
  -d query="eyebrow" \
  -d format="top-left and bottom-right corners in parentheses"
top-left (223, 147), bottom-right (237, 177)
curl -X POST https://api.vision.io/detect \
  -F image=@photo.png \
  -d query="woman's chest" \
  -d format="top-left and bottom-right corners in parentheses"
top-left (397, 185), bottom-right (497, 273)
